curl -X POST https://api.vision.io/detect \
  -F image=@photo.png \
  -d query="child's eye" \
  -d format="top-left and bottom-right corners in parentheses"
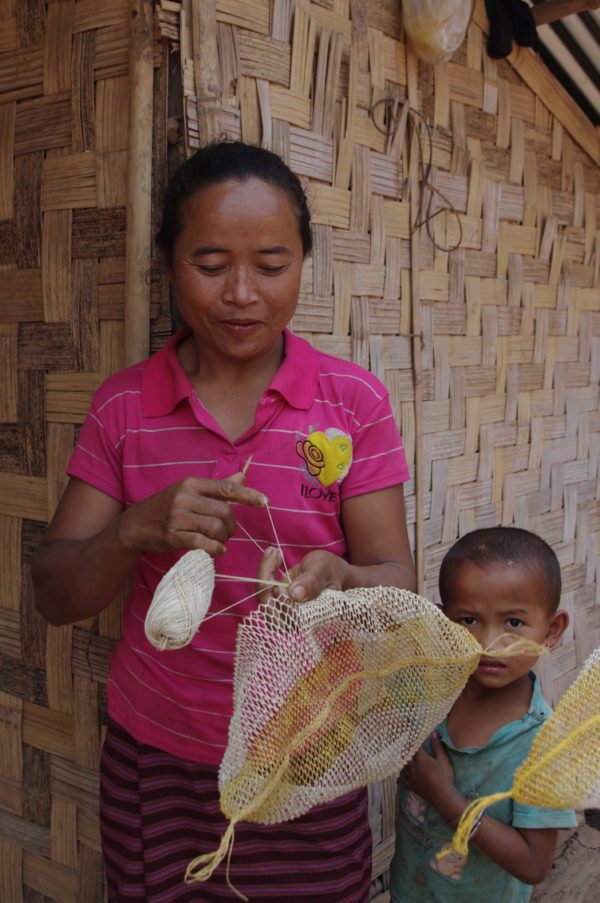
top-left (507, 618), bottom-right (523, 628)
top-left (460, 616), bottom-right (477, 626)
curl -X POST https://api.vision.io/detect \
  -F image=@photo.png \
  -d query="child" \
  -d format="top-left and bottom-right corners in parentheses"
top-left (390, 527), bottom-right (577, 902)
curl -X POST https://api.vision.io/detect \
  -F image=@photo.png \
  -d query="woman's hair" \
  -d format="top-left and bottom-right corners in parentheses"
top-left (439, 527), bottom-right (562, 612)
top-left (157, 141), bottom-right (312, 263)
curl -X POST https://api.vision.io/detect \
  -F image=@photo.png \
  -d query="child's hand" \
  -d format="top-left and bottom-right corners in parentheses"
top-left (404, 732), bottom-right (463, 819)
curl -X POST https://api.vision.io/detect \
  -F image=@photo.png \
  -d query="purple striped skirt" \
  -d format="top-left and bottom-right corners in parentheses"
top-left (101, 719), bottom-right (372, 902)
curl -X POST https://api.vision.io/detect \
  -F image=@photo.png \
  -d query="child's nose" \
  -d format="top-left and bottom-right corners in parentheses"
top-left (480, 627), bottom-right (507, 653)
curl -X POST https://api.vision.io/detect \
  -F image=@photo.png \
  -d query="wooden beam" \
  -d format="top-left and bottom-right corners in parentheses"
top-left (531, 0), bottom-right (600, 26)
top-left (473, 0), bottom-right (599, 165)
top-left (125, 0), bottom-right (154, 366)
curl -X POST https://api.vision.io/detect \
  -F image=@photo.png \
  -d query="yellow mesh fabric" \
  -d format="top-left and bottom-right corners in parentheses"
top-left (185, 587), bottom-right (483, 892)
top-left (443, 646), bottom-right (600, 859)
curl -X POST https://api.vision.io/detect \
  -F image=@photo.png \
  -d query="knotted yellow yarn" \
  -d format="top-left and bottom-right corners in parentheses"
top-left (442, 646), bottom-right (600, 859)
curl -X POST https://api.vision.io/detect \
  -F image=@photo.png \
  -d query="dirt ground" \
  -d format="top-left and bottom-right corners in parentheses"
top-left (532, 818), bottom-right (600, 903)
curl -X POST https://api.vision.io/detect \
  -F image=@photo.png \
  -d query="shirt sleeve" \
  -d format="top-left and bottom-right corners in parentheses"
top-left (66, 393), bottom-right (125, 503)
top-left (512, 801), bottom-right (578, 830)
top-left (340, 394), bottom-right (410, 500)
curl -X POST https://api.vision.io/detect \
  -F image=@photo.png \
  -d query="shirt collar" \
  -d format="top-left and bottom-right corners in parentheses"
top-left (269, 330), bottom-right (319, 409)
top-left (437, 672), bottom-right (547, 753)
top-left (141, 330), bottom-right (194, 417)
top-left (141, 328), bottom-right (319, 418)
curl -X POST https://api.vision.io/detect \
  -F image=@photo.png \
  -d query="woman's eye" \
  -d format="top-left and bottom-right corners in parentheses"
top-left (198, 265), bottom-right (225, 274)
top-left (507, 618), bottom-right (523, 628)
top-left (259, 265), bottom-right (286, 274)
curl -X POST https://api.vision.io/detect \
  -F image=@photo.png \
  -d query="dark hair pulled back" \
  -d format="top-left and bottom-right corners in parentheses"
top-left (157, 141), bottom-right (312, 263)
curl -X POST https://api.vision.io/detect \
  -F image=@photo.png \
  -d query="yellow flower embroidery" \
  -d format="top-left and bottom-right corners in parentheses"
top-left (296, 429), bottom-right (352, 487)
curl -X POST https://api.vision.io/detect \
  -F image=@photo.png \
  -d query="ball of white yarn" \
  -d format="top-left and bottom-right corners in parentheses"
top-left (145, 549), bottom-right (216, 651)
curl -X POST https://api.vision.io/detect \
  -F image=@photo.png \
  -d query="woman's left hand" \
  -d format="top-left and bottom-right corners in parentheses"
top-left (256, 548), bottom-right (349, 603)
top-left (286, 550), bottom-right (349, 602)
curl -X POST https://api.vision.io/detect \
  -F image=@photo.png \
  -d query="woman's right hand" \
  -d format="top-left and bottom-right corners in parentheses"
top-left (118, 473), bottom-right (267, 558)
top-left (34, 473), bottom-right (268, 625)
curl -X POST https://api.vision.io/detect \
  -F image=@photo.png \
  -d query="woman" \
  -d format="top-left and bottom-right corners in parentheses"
top-left (33, 142), bottom-right (415, 901)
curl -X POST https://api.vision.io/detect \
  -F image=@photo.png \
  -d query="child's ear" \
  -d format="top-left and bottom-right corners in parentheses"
top-left (545, 609), bottom-right (569, 649)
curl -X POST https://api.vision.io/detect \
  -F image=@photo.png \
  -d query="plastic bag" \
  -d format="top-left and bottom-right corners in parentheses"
top-left (402, 0), bottom-right (473, 63)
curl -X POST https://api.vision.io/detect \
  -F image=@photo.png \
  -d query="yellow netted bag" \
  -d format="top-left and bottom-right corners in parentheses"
top-left (185, 587), bottom-right (483, 893)
top-left (443, 646), bottom-right (600, 859)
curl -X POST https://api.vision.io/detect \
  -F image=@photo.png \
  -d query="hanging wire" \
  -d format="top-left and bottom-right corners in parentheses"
top-left (369, 98), bottom-right (463, 253)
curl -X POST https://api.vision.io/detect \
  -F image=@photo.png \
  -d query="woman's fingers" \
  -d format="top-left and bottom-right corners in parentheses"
top-left (175, 531), bottom-right (228, 557)
top-left (287, 551), bottom-right (347, 603)
top-left (190, 475), bottom-right (268, 509)
top-left (256, 547), bottom-right (283, 604)
top-left (121, 473), bottom-right (267, 556)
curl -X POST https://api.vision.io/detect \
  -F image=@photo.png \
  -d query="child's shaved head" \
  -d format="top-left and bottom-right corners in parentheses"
top-left (439, 527), bottom-right (561, 613)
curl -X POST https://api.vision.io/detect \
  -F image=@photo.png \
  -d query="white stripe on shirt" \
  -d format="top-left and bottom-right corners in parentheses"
top-left (123, 459), bottom-right (217, 469)
top-left (96, 389), bottom-right (142, 413)
top-left (130, 645), bottom-right (234, 684)
top-left (353, 445), bottom-right (405, 464)
top-left (120, 652), bottom-right (233, 719)
top-left (108, 679), bottom-right (227, 748)
top-left (75, 444), bottom-right (112, 465)
top-left (355, 413), bottom-right (393, 433)
top-left (320, 371), bottom-right (384, 399)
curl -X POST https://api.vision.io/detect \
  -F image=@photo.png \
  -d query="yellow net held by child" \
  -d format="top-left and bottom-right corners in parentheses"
top-left (442, 645), bottom-right (600, 860)
top-left (184, 586), bottom-right (543, 896)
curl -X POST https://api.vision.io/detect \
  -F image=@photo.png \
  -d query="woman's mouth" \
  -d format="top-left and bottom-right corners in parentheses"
top-left (219, 319), bottom-right (262, 333)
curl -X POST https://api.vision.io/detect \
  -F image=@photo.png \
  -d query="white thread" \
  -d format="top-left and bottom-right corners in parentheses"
top-left (264, 502), bottom-right (291, 581)
top-left (144, 506), bottom-right (292, 650)
top-left (202, 585), bottom-right (271, 623)
top-left (145, 550), bottom-right (215, 651)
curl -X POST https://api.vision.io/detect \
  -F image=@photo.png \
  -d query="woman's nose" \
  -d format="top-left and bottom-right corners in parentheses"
top-left (222, 267), bottom-right (258, 306)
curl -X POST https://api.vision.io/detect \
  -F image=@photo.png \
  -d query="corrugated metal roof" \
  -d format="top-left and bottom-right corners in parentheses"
top-left (529, 2), bottom-right (600, 124)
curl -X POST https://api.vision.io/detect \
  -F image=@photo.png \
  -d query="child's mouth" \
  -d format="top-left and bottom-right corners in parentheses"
top-left (478, 658), bottom-right (507, 673)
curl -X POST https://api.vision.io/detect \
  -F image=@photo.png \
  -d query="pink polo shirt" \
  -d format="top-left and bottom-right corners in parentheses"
top-left (68, 330), bottom-right (410, 763)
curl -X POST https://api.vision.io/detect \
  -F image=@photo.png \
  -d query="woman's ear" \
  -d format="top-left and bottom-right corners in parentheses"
top-left (545, 609), bottom-right (569, 649)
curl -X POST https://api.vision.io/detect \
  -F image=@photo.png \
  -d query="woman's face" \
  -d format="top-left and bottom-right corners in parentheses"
top-left (168, 177), bottom-right (305, 364)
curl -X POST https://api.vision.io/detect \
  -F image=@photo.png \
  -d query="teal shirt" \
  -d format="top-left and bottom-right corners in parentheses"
top-left (390, 674), bottom-right (577, 903)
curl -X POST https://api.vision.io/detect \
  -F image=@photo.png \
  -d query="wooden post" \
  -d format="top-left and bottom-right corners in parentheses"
top-left (531, 0), bottom-right (600, 26)
top-left (125, 0), bottom-right (154, 366)
top-left (405, 43), bottom-right (425, 595)
top-left (190, 0), bottom-right (221, 145)
top-left (409, 123), bottom-right (425, 596)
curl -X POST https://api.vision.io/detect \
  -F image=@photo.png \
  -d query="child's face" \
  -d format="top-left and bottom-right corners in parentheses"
top-left (442, 560), bottom-right (567, 690)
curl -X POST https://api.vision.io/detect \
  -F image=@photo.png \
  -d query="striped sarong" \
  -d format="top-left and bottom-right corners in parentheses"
top-left (101, 719), bottom-right (372, 901)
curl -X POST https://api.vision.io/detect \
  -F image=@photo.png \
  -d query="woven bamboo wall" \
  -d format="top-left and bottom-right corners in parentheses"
top-left (161, 1), bottom-right (600, 897)
top-left (0, 1), bottom-right (170, 899)
top-left (0, 1), bottom-right (598, 901)
top-left (163, 0), bottom-right (600, 706)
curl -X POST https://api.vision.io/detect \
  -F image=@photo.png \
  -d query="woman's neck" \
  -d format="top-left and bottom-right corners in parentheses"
top-left (178, 332), bottom-right (285, 391)
top-left (176, 332), bottom-right (285, 442)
